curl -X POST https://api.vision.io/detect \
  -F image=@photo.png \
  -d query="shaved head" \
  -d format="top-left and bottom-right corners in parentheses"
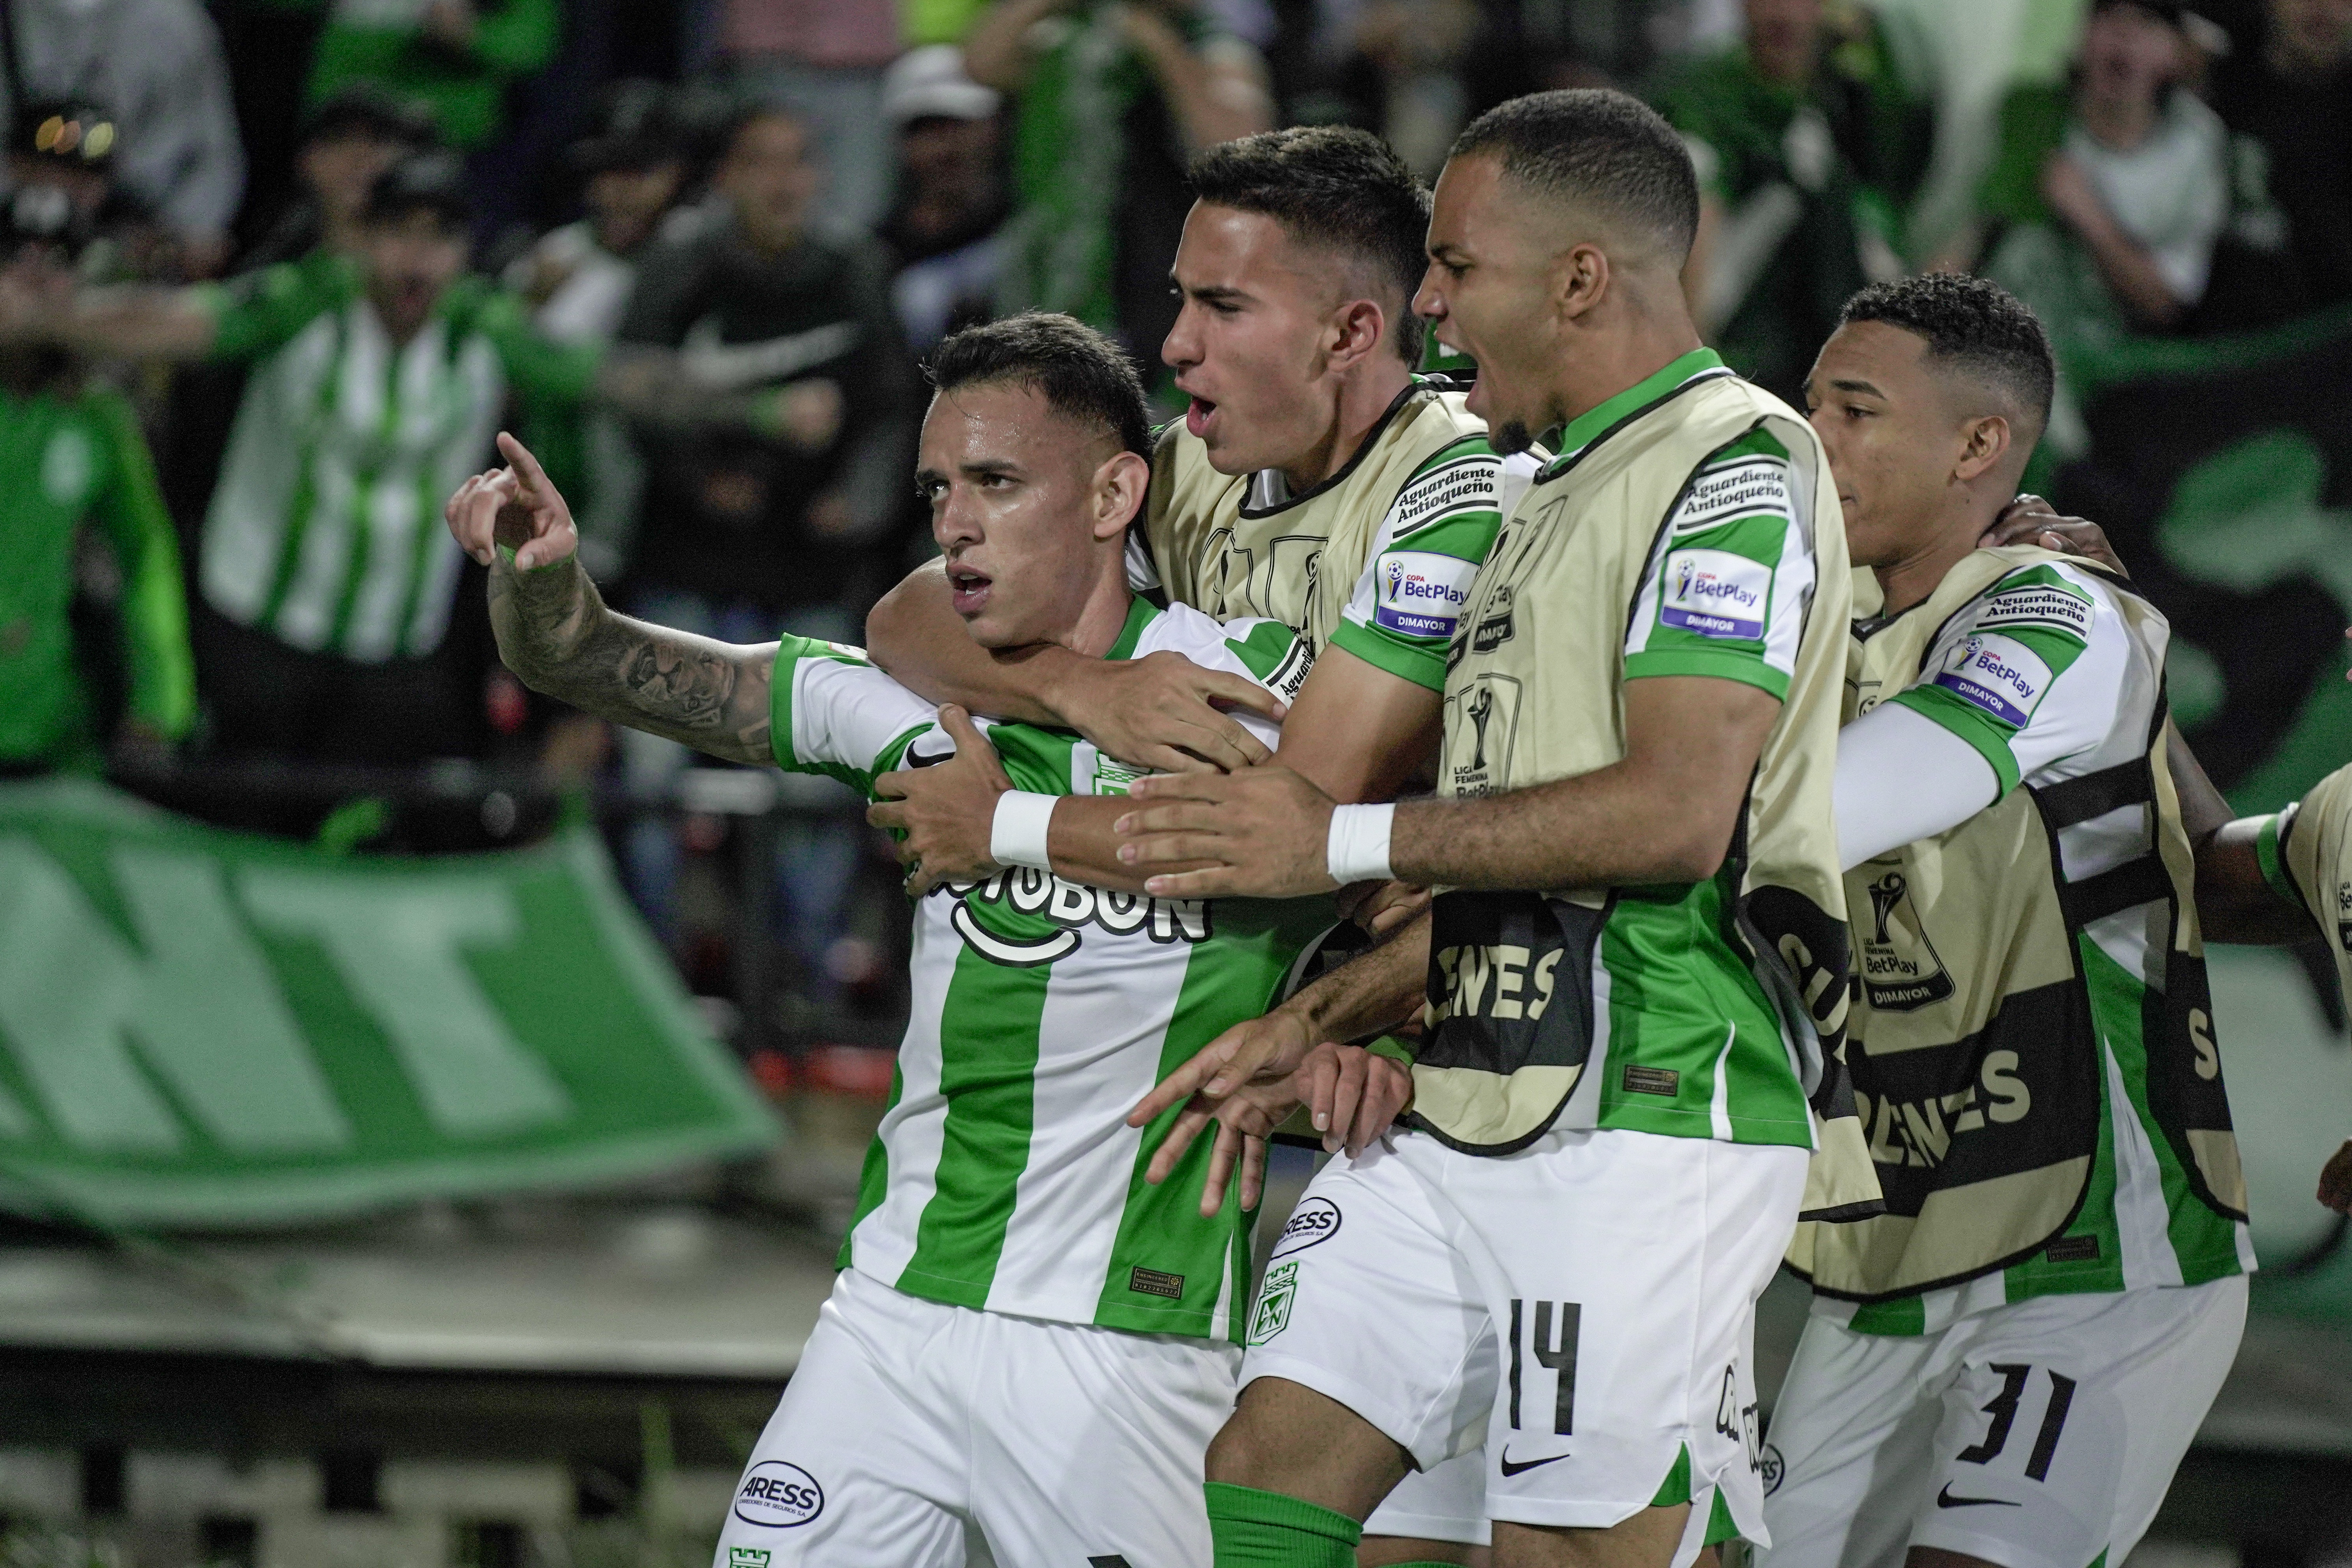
top-left (1446, 89), bottom-right (1700, 267)
top-left (1836, 274), bottom-right (2055, 450)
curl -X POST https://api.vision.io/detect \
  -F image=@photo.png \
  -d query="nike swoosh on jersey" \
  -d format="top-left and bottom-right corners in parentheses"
top-left (1935, 1483), bottom-right (2021, 1509)
top-left (1498, 1448), bottom-right (1572, 1477)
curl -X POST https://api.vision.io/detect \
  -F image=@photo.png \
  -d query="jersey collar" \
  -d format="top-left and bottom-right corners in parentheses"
top-left (1104, 594), bottom-right (1163, 661)
top-left (1238, 374), bottom-right (1434, 520)
top-left (1536, 348), bottom-right (1733, 484)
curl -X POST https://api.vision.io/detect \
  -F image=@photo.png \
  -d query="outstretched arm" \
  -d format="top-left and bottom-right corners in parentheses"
top-left (448, 432), bottom-right (777, 766)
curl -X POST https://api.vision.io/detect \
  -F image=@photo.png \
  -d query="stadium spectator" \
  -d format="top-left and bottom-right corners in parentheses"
top-left (3, 154), bottom-right (600, 765)
top-left (1977, 0), bottom-right (2228, 343)
top-left (876, 45), bottom-right (1006, 356)
top-left (701, 0), bottom-right (900, 236)
top-left (0, 0), bottom-right (243, 276)
top-left (2212, 0), bottom-right (2352, 311)
top-left (610, 103), bottom-right (917, 987)
top-left (0, 255), bottom-right (193, 776)
top-left (969, 0), bottom-right (1273, 361)
top-left (1647, 0), bottom-right (1932, 403)
top-left (299, 0), bottom-right (559, 152)
top-left (506, 81), bottom-right (691, 579)
top-left (240, 87), bottom-right (439, 272)
top-left (5, 99), bottom-right (147, 283)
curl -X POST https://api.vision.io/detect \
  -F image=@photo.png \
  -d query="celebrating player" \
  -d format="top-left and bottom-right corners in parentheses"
top-left (862, 123), bottom-right (1535, 1564)
top-left (1750, 274), bottom-right (2254, 1568)
top-left (445, 313), bottom-right (1365, 1568)
top-left (1121, 90), bottom-right (1857, 1566)
top-left (864, 126), bottom-right (1528, 897)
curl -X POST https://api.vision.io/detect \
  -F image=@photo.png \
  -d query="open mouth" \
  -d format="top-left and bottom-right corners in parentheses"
top-left (946, 563), bottom-right (993, 617)
top-left (1183, 394), bottom-right (1218, 439)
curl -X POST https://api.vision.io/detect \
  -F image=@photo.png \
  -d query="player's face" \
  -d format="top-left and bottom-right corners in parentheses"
top-left (362, 209), bottom-right (468, 341)
top-left (1163, 203), bottom-right (1352, 476)
top-left (1416, 153), bottom-right (1560, 456)
top-left (918, 382), bottom-right (1119, 650)
top-left (1804, 321), bottom-right (1965, 569)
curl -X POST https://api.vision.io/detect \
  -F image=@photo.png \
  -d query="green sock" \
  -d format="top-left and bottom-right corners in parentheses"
top-left (1205, 1481), bottom-right (1362, 1568)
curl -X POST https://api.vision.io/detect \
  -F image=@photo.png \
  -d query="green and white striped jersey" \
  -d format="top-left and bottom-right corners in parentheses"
top-left (195, 253), bottom-right (599, 662)
top-left (770, 598), bottom-right (1334, 1342)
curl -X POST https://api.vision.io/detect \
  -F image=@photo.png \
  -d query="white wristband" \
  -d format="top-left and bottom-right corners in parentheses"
top-left (1326, 802), bottom-right (1396, 885)
top-left (990, 790), bottom-right (1058, 870)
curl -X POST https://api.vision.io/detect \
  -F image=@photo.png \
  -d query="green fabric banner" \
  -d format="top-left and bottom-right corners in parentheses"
top-left (0, 779), bottom-right (780, 1229)
top-left (2062, 308), bottom-right (2352, 1317)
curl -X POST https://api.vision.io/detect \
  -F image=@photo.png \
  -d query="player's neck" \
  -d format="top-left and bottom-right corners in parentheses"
top-left (1057, 559), bottom-right (1138, 661)
top-left (1277, 357), bottom-right (1417, 495)
top-left (1872, 504), bottom-right (2000, 617)
top-left (1549, 295), bottom-right (1705, 433)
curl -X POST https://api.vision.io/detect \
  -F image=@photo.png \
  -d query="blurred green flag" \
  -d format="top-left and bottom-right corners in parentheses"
top-left (0, 779), bottom-right (779, 1229)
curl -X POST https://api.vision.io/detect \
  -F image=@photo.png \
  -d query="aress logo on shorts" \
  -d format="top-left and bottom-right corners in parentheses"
top-left (1268, 1196), bottom-right (1341, 1258)
top-left (733, 1461), bottom-right (824, 1528)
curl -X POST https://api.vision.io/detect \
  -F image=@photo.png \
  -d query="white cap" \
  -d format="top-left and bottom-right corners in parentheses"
top-left (882, 45), bottom-right (1000, 125)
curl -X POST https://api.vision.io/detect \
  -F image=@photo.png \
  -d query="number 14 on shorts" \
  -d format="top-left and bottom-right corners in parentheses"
top-left (1508, 1299), bottom-right (1580, 1434)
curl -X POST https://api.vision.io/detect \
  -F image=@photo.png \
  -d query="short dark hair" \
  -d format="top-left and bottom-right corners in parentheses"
top-left (363, 151), bottom-right (471, 230)
top-left (928, 312), bottom-right (1152, 460)
top-left (1838, 273), bottom-right (2056, 435)
top-left (1449, 89), bottom-right (1700, 263)
top-left (1187, 126), bottom-right (1433, 363)
top-left (303, 85), bottom-right (437, 151)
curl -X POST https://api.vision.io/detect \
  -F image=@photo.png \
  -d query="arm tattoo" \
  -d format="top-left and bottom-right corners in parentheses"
top-left (488, 555), bottom-right (776, 766)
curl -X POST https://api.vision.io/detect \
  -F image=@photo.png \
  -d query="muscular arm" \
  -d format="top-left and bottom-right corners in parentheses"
top-left (866, 557), bottom-right (1074, 725)
top-left (1039, 643), bottom-right (1443, 889)
top-left (1388, 675), bottom-right (1777, 890)
top-left (49, 289), bottom-right (220, 360)
top-left (452, 431), bottom-right (776, 766)
top-left (489, 554), bottom-right (777, 766)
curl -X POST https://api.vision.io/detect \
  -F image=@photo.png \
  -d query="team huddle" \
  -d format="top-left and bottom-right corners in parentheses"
top-left (445, 89), bottom-right (2352, 1568)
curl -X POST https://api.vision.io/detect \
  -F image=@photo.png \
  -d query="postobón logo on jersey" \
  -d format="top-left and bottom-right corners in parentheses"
top-left (1269, 1196), bottom-right (1341, 1258)
top-left (1374, 550), bottom-right (1478, 639)
top-left (1933, 633), bottom-right (2051, 727)
top-left (1661, 549), bottom-right (1768, 641)
top-left (733, 1461), bottom-right (823, 1528)
top-left (936, 867), bottom-right (1210, 967)
top-left (1859, 868), bottom-right (1953, 1011)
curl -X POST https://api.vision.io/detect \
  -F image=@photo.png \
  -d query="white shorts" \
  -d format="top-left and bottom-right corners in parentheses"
top-left (1241, 1126), bottom-right (1808, 1540)
top-left (1757, 1274), bottom-right (2248, 1568)
top-left (714, 1266), bottom-right (1239, 1568)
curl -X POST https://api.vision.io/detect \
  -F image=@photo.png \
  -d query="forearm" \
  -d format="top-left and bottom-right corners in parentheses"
top-left (864, 559), bottom-right (1083, 723)
top-left (1131, 25), bottom-right (1270, 150)
top-left (2065, 206), bottom-right (2186, 326)
top-left (488, 554), bottom-right (774, 764)
top-left (55, 291), bottom-right (218, 360)
top-left (1045, 793), bottom-right (1214, 891)
top-left (963, 0), bottom-right (1061, 90)
top-left (1283, 909), bottom-right (1431, 1045)
top-left (2196, 820), bottom-right (2317, 945)
top-left (1388, 762), bottom-right (1726, 890)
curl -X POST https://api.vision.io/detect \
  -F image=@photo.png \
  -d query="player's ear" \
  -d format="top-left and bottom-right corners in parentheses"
top-left (1327, 297), bottom-right (1386, 370)
top-left (1552, 241), bottom-right (1610, 325)
top-left (1953, 414), bottom-right (2012, 485)
top-left (1091, 450), bottom-right (1152, 541)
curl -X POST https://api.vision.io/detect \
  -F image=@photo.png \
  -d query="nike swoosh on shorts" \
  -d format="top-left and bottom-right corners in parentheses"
top-left (1936, 1483), bottom-right (2021, 1509)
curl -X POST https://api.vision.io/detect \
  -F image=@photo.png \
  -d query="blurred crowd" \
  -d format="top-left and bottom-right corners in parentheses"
top-left (1, 0), bottom-right (2346, 1007)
